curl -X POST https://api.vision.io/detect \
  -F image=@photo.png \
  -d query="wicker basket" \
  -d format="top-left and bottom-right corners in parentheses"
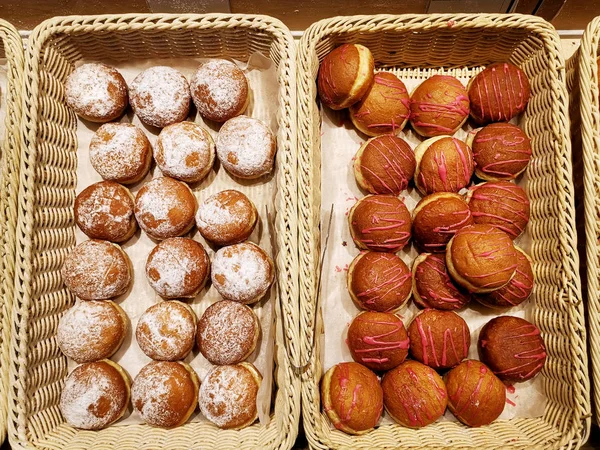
top-left (8, 14), bottom-right (300, 450)
top-left (297, 14), bottom-right (590, 449)
top-left (566, 17), bottom-right (600, 426)
top-left (0, 19), bottom-right (24, 445)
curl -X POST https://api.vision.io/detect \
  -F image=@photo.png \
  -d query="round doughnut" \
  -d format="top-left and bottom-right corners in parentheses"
top-left (155, 122), bottom-right (215, 183)
top-left (130, 66), bottom-right (190, 128)
top-left (468, 62), bottom-right (531, 124)
top-left (216, 116), bottom-right (276, 179)
top-left (191, 59), bottom-right (249, 122)
top-left (61, 240), bottom-right (132, 300)
top-left (317, 43), bottom-right (375, 110)
top-left (74, 181), bottom-right (137, 243)
top-left (134, 177), bottom-right (197, 240)
top-left (65, 63), bottom-right (128, 123)
top-left (211, 242), bottom-right (274, 304)
top-left (199, 363), bottom-right (262, 430)
top-left (136, 301), bottom-right (197, 361)
top-left (58, 300), bottom-right (127, 363)
top-left (347, 251), bottom-right (412, 312)
top-left (132, 361), bottom-right (199, 428)
top-left (348, 195), bottom-right (411, 252)
top-left (196, 190), bottom-right (258, 246)
top-left (353, 135), bottom-right (416, 195)
top-left (145, 237), bottom-right (210, 299)
top-left (349, 72), bottom-right (410, 136)
top-left (60, 360), bottom-right (130, 430)
top-left (89, 123), bottom-right (153, 185)
top-left (446, 224), bottom-right (518, 293)
top-left (197, 300), bottom-right (260, 365)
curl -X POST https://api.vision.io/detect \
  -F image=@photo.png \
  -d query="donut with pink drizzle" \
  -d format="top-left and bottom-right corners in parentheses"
top-left (468, 62), bottom-right (531, 124)
top-left (317, 44), bottom-right (375, 110)
top-left (381, 360), bottom-right (447, 428)
top-left (407, 309), bottom-right (470, 370)
top-left (465, 123), bottom-right (532, 181)
top-left (348, 195), bottom-right (412, 253)
top-left (414, 136), bottom-right (474, 195)
top-left (476, 247), bottom-right (534, 308)
top-left (444, 360), bottom-right (506, 427)
top-left (347, 251), bottom-right (412, 312)
top-left (409, 75), bottom-right (470, 137)
top-left (465, 181), bottom-right (530, 239)
top-left (412, 192), bottom-right (473, 252)
top-left (349, 72), bottom-right (410, 136)
top-left (320, 362), bottom-right (383, 435)
top-left (478, 316), bottom-right (546, 383)
top-left (353, 135), bottom-right (416, 195)
top-left (412, 253), bottom-right (471, 310)
top-left (446, 224), bottom-right (518, 293)
top-left (347, 311), bottom-right (410, 371)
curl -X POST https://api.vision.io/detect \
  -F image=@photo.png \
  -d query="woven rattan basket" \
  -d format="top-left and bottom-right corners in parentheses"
top-left (297, 14), bottom-right (590, 449)
top-left (8, 14), bottom-right (300, 450)
top-left (0, 19), bottom-right (24, 446)
top-left (566, 17), bottom-right (600, 426)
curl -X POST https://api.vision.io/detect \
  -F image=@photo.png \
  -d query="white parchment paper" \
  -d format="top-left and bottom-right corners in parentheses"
top-left (69, 54), bottom-right (279, 426)
top-left (319, 71), bottom-right (546, 426)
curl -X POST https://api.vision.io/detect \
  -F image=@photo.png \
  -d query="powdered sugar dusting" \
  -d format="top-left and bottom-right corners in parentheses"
top-left (211, 242), bottom-right (273, 304)
top-left (196, 190), bottom-right (255, 244)
top-left (216, 116), bottom-right (276, 178)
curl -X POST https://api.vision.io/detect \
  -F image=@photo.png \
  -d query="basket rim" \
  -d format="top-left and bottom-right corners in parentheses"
top-left (295, 13), bottom-right (591, 449)
top-left (9, 12), bottom-right (300, 450)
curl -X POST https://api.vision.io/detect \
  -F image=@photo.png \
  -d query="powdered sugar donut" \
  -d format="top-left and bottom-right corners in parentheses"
top-left (60, 360), bottom-right (130, 430)
top-left (145, 237), bottom-right (210, 299)
top-left (89, 123), bottom-right (152, 185)
top-left (58, 300), bottom-right (128, 363)
top-left (197, 300), bottom-right (260, 365)
top-left (198, 363), bottom-right (262, 430)
top-left (61, 240), bottom-right (132, 300)
top-left (65, 63), bottom-right (128, 123)
top-left (196, 190), bottom-right (258, 246)
top-left (134, 177), bottom-right (197, 240)
top-left (130, 66), bottom-right (190, 128)
top-left (132, 361), bottom-right (199, 428)
top-left (216, 116), bottom-right (276, 179)
top-left (211, 242), bottom-right (274, 304)
top-left (74, 181), bottom-right (137, 243)
top-left (191, 59), bottom-right (249, 123)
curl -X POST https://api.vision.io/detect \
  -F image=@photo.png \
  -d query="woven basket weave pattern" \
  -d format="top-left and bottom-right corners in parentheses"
top-left (8, 14), bottom-right (300, 450)
top-left (297, 14), bottom-right (590, 449)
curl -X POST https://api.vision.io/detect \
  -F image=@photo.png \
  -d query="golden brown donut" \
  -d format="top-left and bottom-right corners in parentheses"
top-left (145, 237), bottom-right (210, 299)
top-left (196, 300), bottom-right (260, 365)
top-left (191, 59), bottom-right (249, 122)
top-left (317, 44), bottom-right (375, 110)
top-left (130, 66), bottom-right (190, 128)
top-left (58, 300), bottom-right (128, 363)
top-left (409, 75), bottom-right (470, 137)
top-left (132, 361), bottom-right (199, 428)
top-left (199, 363), bottom-right (262, 430)
top-left (320, 362), bottom-right (383, 435)
top-left (60, 360), bottom-right (131, 430)
top-left (349, 72), bottom-right (410, 136)
top-left (89, 123), bottom-right (153, 185)
top-left (65, 63), bottom-right (128, 123)
top-left (446, 224), bottom-right (518, 293)
top-left (135, 301), bottom-right (197, 361)
top-left (155, 122), bottom-right (215, 183)
top-left (196, 190), bottom-right (258, 246)
top-left (74, 181), bottom-right (137, 243)
top-left (61, 240), bottom-right (132, 300)
top-left (134, 177), bottom-right (197, 240)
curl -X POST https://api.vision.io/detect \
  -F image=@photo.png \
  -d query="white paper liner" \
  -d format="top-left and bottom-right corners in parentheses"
top-left (319, 71), bottom-right (546, 428)
top-left (69, 54), bottom-right (279, 427)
